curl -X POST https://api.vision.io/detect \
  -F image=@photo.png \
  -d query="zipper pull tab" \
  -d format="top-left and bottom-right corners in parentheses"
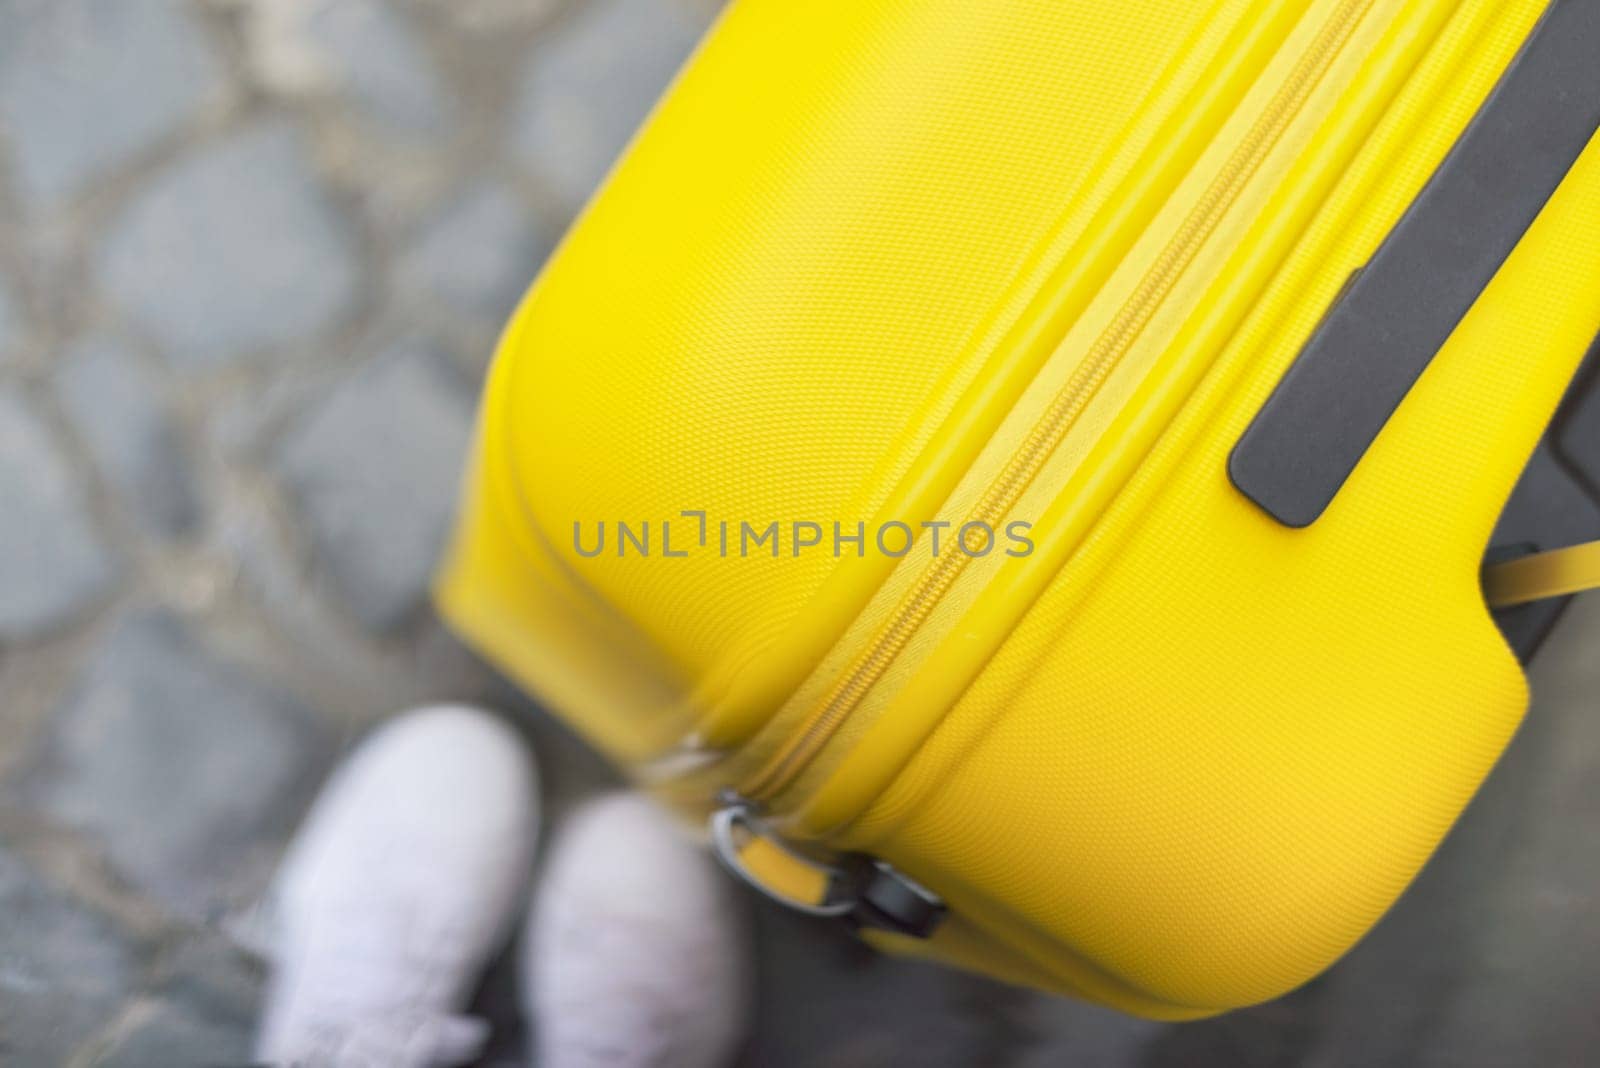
top-left (709, 794), bottom-right (945, 938)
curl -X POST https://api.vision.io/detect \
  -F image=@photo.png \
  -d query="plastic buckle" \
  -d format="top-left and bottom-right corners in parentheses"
top-left (839, 855), bottom-right (947, 939)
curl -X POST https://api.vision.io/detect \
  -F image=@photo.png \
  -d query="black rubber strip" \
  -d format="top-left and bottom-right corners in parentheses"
top-left (1229, 0), bottom-right (1600, 528)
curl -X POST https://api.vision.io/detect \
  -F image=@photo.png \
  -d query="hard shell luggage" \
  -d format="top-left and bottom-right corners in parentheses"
top-left (438, 0), bottom-right (1600, 1017)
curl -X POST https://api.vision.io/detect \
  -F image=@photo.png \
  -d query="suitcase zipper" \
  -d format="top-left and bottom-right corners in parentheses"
top-left (736, 0), bottom-right (1377, 806)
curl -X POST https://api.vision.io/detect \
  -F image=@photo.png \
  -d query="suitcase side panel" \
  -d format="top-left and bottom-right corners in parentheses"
top-left (831, 4), bottom-right (1600, 1012)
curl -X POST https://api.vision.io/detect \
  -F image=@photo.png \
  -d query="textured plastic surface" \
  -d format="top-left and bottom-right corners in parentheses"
top-left (437, 0), bottom-right (1600, 1018)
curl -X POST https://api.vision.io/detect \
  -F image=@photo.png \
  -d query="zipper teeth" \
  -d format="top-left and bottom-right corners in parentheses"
top-left (740, 0), bottom-right (1377, 804)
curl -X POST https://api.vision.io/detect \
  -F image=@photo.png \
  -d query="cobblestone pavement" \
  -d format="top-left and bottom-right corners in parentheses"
top-left (0, 2), bottom-right (1597, 1065)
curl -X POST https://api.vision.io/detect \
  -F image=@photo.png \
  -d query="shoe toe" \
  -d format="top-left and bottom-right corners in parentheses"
top-left (527, 793), bottom-right (749, 1068)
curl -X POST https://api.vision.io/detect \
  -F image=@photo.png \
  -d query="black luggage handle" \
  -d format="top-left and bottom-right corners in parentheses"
top-left (1229, 0), bottom-right (1600, 528)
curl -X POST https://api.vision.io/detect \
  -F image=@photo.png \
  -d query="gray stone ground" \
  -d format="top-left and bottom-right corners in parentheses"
top-left (0, 2), bottom-right (1595, 1065)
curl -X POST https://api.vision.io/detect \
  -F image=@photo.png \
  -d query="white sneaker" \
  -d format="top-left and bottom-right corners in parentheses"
top-left (254, 704), bottom-right (539, 1068)
top-left (525, 792), bottom-right (750, 1068)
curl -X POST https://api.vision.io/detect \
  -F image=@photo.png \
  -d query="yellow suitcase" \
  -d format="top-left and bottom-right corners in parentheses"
top-left (438, 0), bottom-right (1600, 1018)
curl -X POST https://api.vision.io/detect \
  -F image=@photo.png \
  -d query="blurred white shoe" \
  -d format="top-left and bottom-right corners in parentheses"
top-left (526, 793), bottom-right (750, 1068)
top-left (254, 704), bottom-right (539, 1068)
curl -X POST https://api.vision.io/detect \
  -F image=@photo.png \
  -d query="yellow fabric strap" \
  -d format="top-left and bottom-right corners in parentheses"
top-left (736, 835), bottom-right (833, 907)
top-left (1484, 540), bottom-right (1600, 608)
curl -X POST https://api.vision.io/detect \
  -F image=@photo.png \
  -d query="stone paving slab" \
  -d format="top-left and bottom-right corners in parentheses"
top-left (0, 0), bottom-right (224, 207)
top-left (398, 179), bottom-right (554, 323)
top-left (25, 611), bottom-right (332, 920)
top-left (511, 0), bottom-right (715, 210)
top-left (57, 335), bottom-right (199, 538)
top-left (0, 841), bottom-right (140, 1065)
top-left (0, 2), bottom-right (1596, 1066)
top-left (99, 120), bottom-right (361, 368)
top-left (0, 386), bottom-right (119, 639)
top-left (275, 340), bottom-right (475, 631)
top-left (299, 0), bottom-right (454, 137)
top-left (0, 281), bottom-right (15, 353)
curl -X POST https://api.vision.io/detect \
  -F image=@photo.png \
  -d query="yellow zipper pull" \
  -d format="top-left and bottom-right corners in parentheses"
top-left (710, 793), bottom-right (945, 937)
